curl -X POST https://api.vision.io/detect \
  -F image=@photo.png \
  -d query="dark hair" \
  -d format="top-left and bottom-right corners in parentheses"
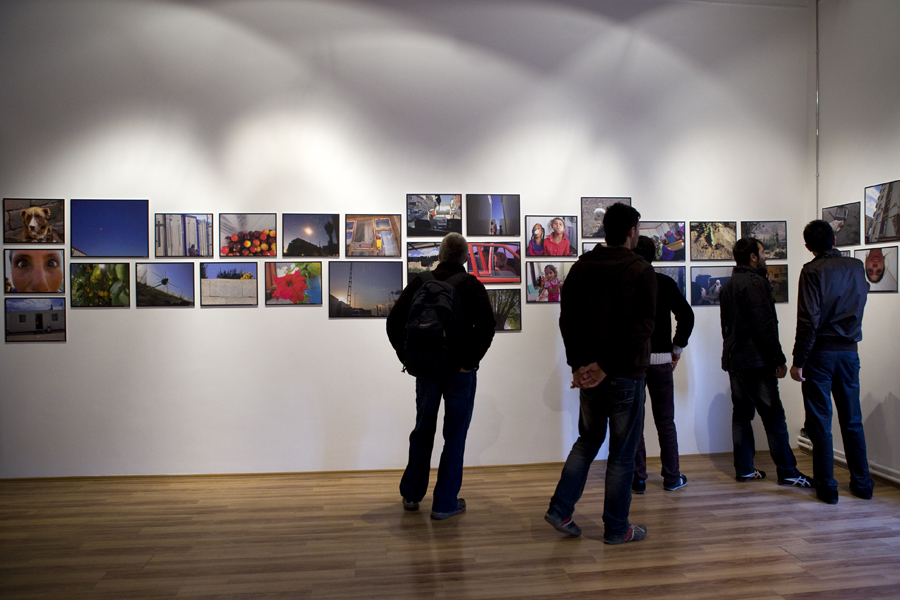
top-left (603, 203), bottom-right (641, 246)
top-left (803, 219), bottom-right (835, 253)
top-left (733, 237), bottom-right (763, 266)
top-left (634, 236), bottom-right (656, 263)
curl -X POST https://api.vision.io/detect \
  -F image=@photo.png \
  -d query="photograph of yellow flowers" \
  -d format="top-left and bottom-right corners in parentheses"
top-left (265, 262), bottom-right (322, 306)
top-left (200, 262), bottom-right (257, 307)
top-left (70, 263), bottom-right (130, 308)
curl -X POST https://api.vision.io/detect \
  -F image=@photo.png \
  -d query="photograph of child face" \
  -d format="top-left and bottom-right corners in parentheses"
top-left (5, 249), bottom-right (65, 293)
top-left (525, 216), bottom-right (577, 256)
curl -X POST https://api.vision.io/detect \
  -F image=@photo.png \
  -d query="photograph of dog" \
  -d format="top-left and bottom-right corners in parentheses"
top-left (3, 199), bottom-right (65, 243)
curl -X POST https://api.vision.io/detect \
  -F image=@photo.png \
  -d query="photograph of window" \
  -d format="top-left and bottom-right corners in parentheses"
top-left (345, 214), bottom-right (402, 257)
top-left (5, 297), bottom-right (66, 342)
top-left (864, 180), bottom-right (900, 244)
top-left (155, 214), bottom-right (214, 257)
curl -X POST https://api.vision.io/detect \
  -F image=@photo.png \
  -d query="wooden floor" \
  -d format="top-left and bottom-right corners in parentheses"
top-left (2, 453), bottom-right (900, 599)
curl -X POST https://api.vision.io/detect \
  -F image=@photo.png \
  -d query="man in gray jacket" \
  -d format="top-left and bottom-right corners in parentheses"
top-left (720, 237), bottom-right (810, 487)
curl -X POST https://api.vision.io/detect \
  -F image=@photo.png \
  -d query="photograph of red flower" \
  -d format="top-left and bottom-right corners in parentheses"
top-left (265, 262), bottom-right (322, 305)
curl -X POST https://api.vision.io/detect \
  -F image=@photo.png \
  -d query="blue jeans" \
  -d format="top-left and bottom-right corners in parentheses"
top-left (729, 368), bottom-right (800, 480)
top-left (548, 376), bottom-right (645, 540)
top-left (802, 350), bottom-right (872, 495)
top-left (399, 370), bottom-right (476, 513)
top-left (634, 363), bottom-right (681, 487)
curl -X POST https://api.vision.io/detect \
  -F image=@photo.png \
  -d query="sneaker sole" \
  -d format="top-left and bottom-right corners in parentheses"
top-left (544, 513), bottom-right (582, 536)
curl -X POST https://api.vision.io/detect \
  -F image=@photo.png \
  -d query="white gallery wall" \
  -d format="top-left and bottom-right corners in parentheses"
top-left (817, 0), bottom-right (900, 480)
top-left (0, 0), bottom-right (820, 478)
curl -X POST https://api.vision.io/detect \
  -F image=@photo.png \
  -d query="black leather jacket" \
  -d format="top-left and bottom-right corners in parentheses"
top-left (720, 265), bottom-right (786, 372)
top-left (792, 249), bottom-right (868, 368)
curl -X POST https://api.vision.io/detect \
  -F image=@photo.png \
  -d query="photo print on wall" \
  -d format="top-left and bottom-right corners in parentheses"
top-left (854, 246), bottom-right (898, 292)
top-left (71, 199), bottom-right (149, 258)
top-left (465, 195), bottom-right (521, 236)
top-left (328, 261), bottom-right (403, 318)
top-left (767, 264), bottom-right (789, 303)
top-left (407, 195), bottom-right (462, 237)
top-left (4, 198), bottom-right (65, 243)
top-left (525, 261), bottom-right (571, 303)
top-left (487, 288), bottom-right (522, 331)
top-left (689, 222), bottom-right (737, 261)
top-left (864, 179), bottom-right (900, 245)
top-left (5, 297), bottom-right (66, 343)
top-left (220, 213), bottom-right (277, 257)
top-left (581, 197), bottom-right (631, 239)
top-left (655, 266), bottom-right (686, 298)
top-left (155, 214), bottom-right (214, 257)
top-left (822, 202), bottom-right (860, 248)
top-left (345, 215), bottom-right (402, 257)
top-left (690, 266), bottom-right (732, 306)
top-left (407, 242), bottom-right (442, 279)
top-left (265, 262), bottom-right (323, 306)
top-left (741, 221), bottom-right (787, 259)
top-left (466, 242), bottom-right (521, 284)
top-left (283, 214), bottom-right (340, 257)
top-left (136, 262), bottom-right (195, 307)
top-left (70, 263), bottom-right (130, 307)
top-left (5, 249), bottom-right (65, 293)
top-left (200, 262), bottom-right (258, 307)
top-left (525, 216), bottom-right (578, 257)
top-left (582, 242), bottom-right (601, 253)
top-left (639, 222), bottom-right (686, 261)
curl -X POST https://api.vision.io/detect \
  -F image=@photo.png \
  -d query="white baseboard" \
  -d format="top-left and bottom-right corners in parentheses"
top-left (797, 434), bottom-right (900, 486)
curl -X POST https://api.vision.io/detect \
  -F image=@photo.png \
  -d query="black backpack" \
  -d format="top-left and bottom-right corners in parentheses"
top-left (403, 271), bottom-right (469, 379)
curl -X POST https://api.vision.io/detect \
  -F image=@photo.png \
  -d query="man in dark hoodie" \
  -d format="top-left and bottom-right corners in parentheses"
top-left (720, 237), bottom-right (810, 488)
top-left (545, 202), bottom-right (656, 544)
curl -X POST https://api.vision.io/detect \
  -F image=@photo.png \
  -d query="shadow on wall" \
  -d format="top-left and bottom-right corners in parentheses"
top-left (704, 392), bottom-right (732, 457)
top-left (861, 393), bottom-right (900, 472)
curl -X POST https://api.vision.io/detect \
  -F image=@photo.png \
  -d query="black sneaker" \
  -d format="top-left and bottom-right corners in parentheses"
top-left (736, 469), bottom-right (766, 482)
top-left (604, 524), bottom-right (647, 545)
top-left (817, 487), bottom-right (839, 504)
top-left (664, 474), bottom-right (688, 491)
top-left (631, 479), bottom-right (646, 494)
top-left (402, 497), bottom-right (419, 511)
top-left (778, 473), bottom-right (812, 487)
top-left (544, 512), bottom-right (582, 536)
top-left (431, 499), bottom-right (466, 520)
top-left (850, 485), bottom-right (873, 500)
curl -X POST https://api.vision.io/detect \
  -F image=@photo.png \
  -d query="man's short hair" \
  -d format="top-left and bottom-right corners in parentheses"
top-left (439, 232), bottom-right (468, 264)
top-left (634, 235), bottom-right (656, 263)
top-left (733, 237), bottom-right (763, 266)
top-left (803, 219), bottom-right (835, 253)
top-left (603, 203), bottom-right (641, 246)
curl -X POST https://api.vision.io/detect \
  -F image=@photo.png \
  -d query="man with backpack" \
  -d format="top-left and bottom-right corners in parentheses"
top-left (387, 232), bottom-right (496, 520)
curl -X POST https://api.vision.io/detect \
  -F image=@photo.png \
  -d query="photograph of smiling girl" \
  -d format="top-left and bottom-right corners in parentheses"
top-left (854, 246), bottom-right (898, 292)
top-left (5, 249), bottom-right (65, 293)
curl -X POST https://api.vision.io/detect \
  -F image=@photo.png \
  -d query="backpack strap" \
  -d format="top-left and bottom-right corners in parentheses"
top-left (418, 271), bottom-right (436, 284)
top-left (445, 272), bottom-right (471, 288)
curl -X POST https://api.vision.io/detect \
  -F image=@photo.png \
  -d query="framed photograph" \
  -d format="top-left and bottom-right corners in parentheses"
top-left (525, 216), bottom-right (578, 257)
top-left (5, 297), bottom-right (66, 342)
top-left (328, 261), bottom-right (403, 318)
top-left (690, 266), bottom-right (733, 306)
top-left (4, 198), bottom-right (65, 243)
top-left (487, 289), bottom-right (522, 331)
top-left (689, 222), bottom-right (737, 261)
top-left (854, 246), bottom-right (898, 292)
top-left (407, 242), bottom-right (442, 279)
top-left (136, 262), bottom-right (195, 307)
top-left (466, 242), bottom-right (521, 284)
top-left (70, 263), bottom-right (131, 307)
top-left (581, 197), bottom-right (631, 239)
top-left (154, 213), bottom-right (214, 257)
top-left (220, 213), bottom-right (277, 257)
top-left (864, 179), bottom-right (900, 244)
top-left (5, 249), bottom-right (65, 293)
top-left (767, 264), bottom-right (789, 303)
top-left (71, 199), bottom-right (149, 258)
top-left (582, 242), bottom-right (600, 253)
top-left (741, 221), bottom-right (787, 259)
top-left (822, 202), bottom-right (860, 248)
top-left (407, 195), bottom-right (462, 237)
top-left (345, 214), bottom-right (402, 257)
top-left (840, 250), bottom-right (851, 257)
top-left (265, 262), bottom-right (323, 305)
top-left (655, 266), bottom-right (686, 298)
top-left (525, 261), bottom-right (572, 303)
top-left (639, 222), bottom-right (686, 261)
top-left (283, 214), bottom-right (340, 257)
top-left (465, 195), bottom-right (521, 236)
top-left (199, 262), bottom-right (258, 306)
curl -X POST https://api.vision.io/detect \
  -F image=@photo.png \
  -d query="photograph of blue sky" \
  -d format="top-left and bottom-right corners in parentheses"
top-left (866, 183), bottom-right (882, 218)
top-left (6, 297), bottom-right (65, 313)
top-left (283, 214), bottom-right (339, 247)
top-left (137, 263), bottom-right (194, 299)
top-left (71, 200), bottom-right (149, 257)
top-left (407, 242), bottom-right (440, 259)
top-left (329, 261), bottom-right (402, 310)
top-left (202, 262), bottom-right (257, 279)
